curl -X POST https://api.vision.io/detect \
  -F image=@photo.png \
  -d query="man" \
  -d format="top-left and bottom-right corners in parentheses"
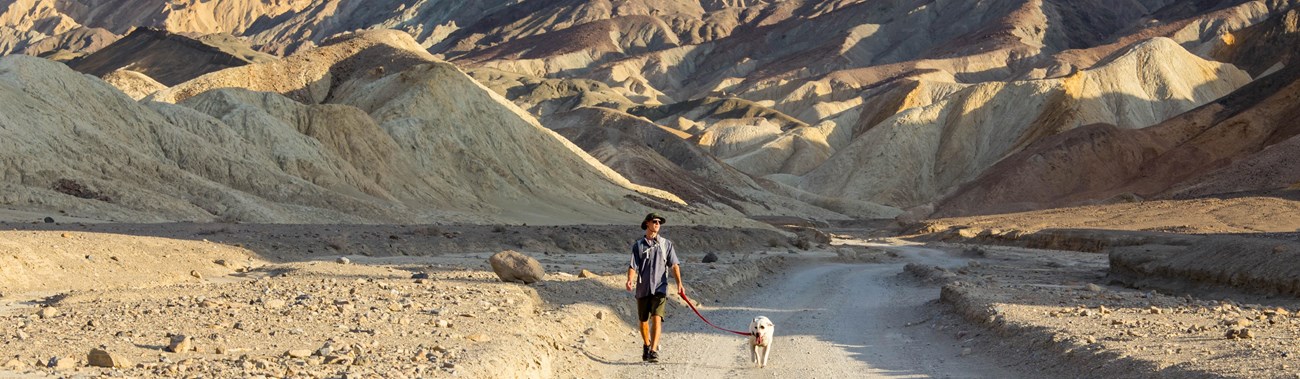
top-left (626, 212), bottom-right (683, 363)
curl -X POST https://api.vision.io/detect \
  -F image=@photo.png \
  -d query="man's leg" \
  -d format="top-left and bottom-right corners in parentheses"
top-left (650, 315), bottom-right (662, 350)
top-left (640, 320), bottom-right (651, 346)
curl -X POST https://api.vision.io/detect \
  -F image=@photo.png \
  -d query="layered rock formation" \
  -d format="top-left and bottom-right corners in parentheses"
top-left (5, 0), bottom-right (1300, 223)
top-left (0, 31), bottom-right (700, 225)
top-left (933, 8), bottom-right (1300, 217)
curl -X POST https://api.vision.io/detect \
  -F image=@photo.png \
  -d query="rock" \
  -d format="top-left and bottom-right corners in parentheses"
top-left (2, 358), bottom-right (24, 368)
top-left (596, 311), bottom-right (605, 320)
top-left (702, 252), bottom-right (719, 263)
top-left (579, 269), bottom-right (597, 278)
top-left (38, 307), bottom-right (59, 319)
top-left (1084, 284), bottom-right (1103, 292)
top-left (466, 333), bottom-right (491, 342)
top-left (48, 356), bottom-right (75, 369)
top-left (166, 335), bottom-right (193, 353)
top-left (1223, 318), bottom-right (1253, 328)
top-left (88, 348), bottom-right (131, 368)
top-left (43, 217), bottom-right (54, 223)
top-left (264, 299), bottom-right (287, 309)
top-left (286, 349), bottom-right (312, 358)
top-left (337, 257), bottom-right (351, 264)
top-left (960, 348), bottom-right (972, 356)
top-left (60, 233), bottom-right (70, 238)
top-left (487, 250), bottom-right (544, 284)
top-left (190, 270), bottom-right (203, 279)
top-left (1149, 306), bottom-right (1164, 315)
top-left (411, 272), bottom-right (430, 279)
top-left (435, 319), bottom-right (450, 328)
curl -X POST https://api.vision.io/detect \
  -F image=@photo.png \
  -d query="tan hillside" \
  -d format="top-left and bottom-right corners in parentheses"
top-left (0, 44), bottom-right (707, 225)
top-left (792, 37), bottom-right (1249, 215)
top-left (101, 69), bottom-right (166, 100)
top-left (932, 10), bottom-right (1300, 217)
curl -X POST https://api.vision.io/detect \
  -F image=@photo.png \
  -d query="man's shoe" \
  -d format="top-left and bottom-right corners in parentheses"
top-left (647, 349), bottom-right (659, 363)
top-left (642, 345), bottom-right (650, 362)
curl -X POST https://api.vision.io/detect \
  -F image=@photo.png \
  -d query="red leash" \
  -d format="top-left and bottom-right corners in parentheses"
top-left (678, 290), bottom-right (750, 336)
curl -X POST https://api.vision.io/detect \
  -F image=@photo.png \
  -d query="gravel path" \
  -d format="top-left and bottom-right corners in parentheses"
top-left (609, 241), bottom-right (1027, 378)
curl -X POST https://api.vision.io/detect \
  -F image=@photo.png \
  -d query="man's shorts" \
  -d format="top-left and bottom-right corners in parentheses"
top-left (636, 293), bottom-right (667, 322)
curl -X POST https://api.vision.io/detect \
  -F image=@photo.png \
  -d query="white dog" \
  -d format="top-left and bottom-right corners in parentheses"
top-left (749, 316), bottom-right (774, 367)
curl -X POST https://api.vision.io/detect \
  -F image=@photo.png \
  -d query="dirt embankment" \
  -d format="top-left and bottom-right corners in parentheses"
top-left (918, 244), bottom-right (1300, 379)
top-left (0, 220), bottom-right (808, 378)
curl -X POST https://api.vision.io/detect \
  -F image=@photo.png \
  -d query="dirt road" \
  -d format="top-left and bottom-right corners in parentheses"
top-left (609, 241), bottom-right (1027, 378)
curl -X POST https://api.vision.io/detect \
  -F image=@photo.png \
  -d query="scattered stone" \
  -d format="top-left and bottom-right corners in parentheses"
top-left (48, 356), bottom-right (75, 370)
top-left (60, 233), bottom-right (70, 238)
top-left (43, 217), bottom-right (54, 223)
top-left (166, 335), bottom-right (193, 353)
top-left (702, 252), bottom-right (719, 263)
top-left (264, 299), bottom-right (287, 309)
top-left (286, 350), bottom-right (312, 359)
top-left (88, 348), bottom-right (131, 368)
top-left (960, 348), bottom-right (972, 356)
top-left (337, 257), bottom-right (351, 265)
top-left (466, 333), bottom-right (491, 342)
top-left (435, 320), bottom-right (451, 328)
top-left (1084, 284), bottom-right (1103, 292)
top-left (487, 250), bottom-right (544, 284)
top-left (190, 270), bottom-right (203, 279)
top-left (1223, 318), bottom-right (1253, 328)
top-left (579, 269), bottom-right (597, 278)
top-left (1149, 306), bottom-right (1164, 315)
top-left (596, 311), bottom-right (605, 320)
top-left (411, 272), bottom-right (430, 280)
top-left (38, 307), bottom-right (59, 319)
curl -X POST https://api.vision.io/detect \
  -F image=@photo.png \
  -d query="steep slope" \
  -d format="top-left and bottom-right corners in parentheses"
top-left (933, 56), bottom-right (1300, 217)
top-left (541, 106), bottom-right (867, 219)
top-left (798, 37), bottom-right (1249, 214)
top-left (67, 28), bottom-right (273, 86)
top-left (148, 29), bottom-right (435, 104)
top-left (16, 26), bottom-right (117, 59)
top-left (0, 37), bottom-right (698, 225)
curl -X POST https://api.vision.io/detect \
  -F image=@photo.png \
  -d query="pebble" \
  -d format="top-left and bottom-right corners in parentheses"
top-left (337, 257), bottom-right (351, 265)
top-left (167, 335), bottom-right (193, 353)
top-left (38, 307), bottom-right (59, 319)
top-left (579, 270), bottom-right (597, 278)
top-left (286, 349), bottom-right (312, 359)
top-left (87, 348), bottom-right (131, 368)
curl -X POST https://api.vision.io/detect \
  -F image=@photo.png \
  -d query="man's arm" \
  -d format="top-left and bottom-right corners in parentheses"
top-left (626, 267), bottom-right (636, 292)
top-left (672, 264), bottom-right (683, 295)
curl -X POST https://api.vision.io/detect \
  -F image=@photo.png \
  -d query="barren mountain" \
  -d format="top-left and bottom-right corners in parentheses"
top-left (67, 28), bottom-right (273, 86)
top-left (4, 0), bottom-right (1300, 222)
top-left (933, 9), bottom-right (1300, 217)
top-left (0, 31), bottom-right (722, 226)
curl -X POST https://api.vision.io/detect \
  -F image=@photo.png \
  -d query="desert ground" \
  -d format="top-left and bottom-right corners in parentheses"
top-left (3, 195), bottom-right (1300, 378)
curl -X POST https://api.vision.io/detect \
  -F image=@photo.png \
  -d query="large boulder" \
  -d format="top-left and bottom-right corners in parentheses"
top-left (488, 250), bottom-right (544, 284)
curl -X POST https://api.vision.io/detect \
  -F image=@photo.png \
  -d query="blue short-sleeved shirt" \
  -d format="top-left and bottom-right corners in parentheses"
top-left (630, 235), bottom-right (680, 298)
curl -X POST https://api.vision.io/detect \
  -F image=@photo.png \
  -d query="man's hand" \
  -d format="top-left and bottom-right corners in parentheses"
top-left (676, 283), bottom-right (686, 298)
top-left (626, 278), bottom-right (634, 292)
